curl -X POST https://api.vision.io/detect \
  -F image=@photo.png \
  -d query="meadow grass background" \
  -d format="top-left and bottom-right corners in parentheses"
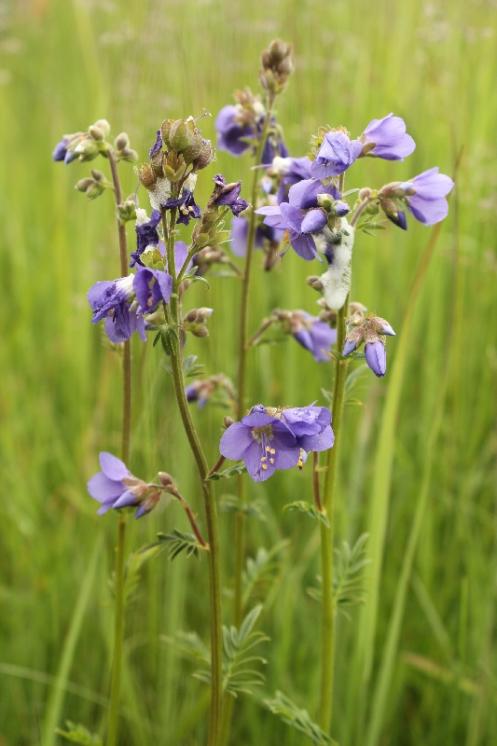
top-left (1, 0), bottom-right (497, 744)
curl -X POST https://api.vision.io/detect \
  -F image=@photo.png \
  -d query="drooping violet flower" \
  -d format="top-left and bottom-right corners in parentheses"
top-left (87, 452), bottom-right (161, 518)
top-left (211, 174), bottom-right (248, 216)
top-left (360, 113), bottom-right (415, 160)
top-left (130, 208), bottom-right (162, 267)
top-left (401, 168), bottom-right (454, 224)
top-left (133, 267), bottom-right (173, 313)
top-left (164, 190), bottom-right (201, 225)
top-left (289, 311), bottom-right (337, 362)
top-left (88, 275), bottom-right (146, 343)
top-left (52, 132), bottom-right (85, 164)
top-left (311, 131), bottom-right (363, 179)
top-left (364, 341), bottom-right (387, 377)
top-left (219, 404), bottom-right (333, 482)
top-left (230, 216), bottom-right (284, 257)
top-left (342, 314), bottom-right (395, 377)
top-left (185, 374), bottom-right (235, 409)
top-left (257, 178), bottom-right (339, 260)
top-left (216, 105), bottom-right (255, 156)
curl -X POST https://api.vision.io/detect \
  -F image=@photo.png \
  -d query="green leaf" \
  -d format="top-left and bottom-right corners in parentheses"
top-left (333, 534), bottom-right (370, 616)
top-left (182, 354), bottom-right (205, 378)
top-left (55, 721), bottom-right (102, 745)
top-left (155, 529), bottom-right (206, 560)
top-left (242, 541), bottom-right (289, 606)
top-left (264, 691), bottom-right (337, 745)
top-left (207, 463), bottom-right (247, 481)
top-left (284, 500), bottom-right (330, 527)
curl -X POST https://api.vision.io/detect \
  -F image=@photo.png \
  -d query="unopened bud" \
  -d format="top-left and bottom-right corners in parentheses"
top-left (192, 139), bottom-right (214, 170)
top-left (75, 177), bottom-right (94, 193)
top-left (138, 164), bottom-right (157, 189)
top-left (91, 169), bottom-right (104, 181)
top-left (223, 416), bottom-right (235, 429)
top-left (307, 275), bottom-right (324, 292)
top-left (158, 471), bottom-right (177, 491)
top-left (114, 132), bottom-right (129, 150)
top-left (92, 119), bottom-right (111, 138)
top-left (89, 125), bottom-right (105, 141)
top-left (191, 325), bottom-right (209, 338)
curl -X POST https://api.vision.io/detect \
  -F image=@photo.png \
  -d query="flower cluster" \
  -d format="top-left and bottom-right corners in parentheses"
top-left (220, 405), bottom-right (334, 482)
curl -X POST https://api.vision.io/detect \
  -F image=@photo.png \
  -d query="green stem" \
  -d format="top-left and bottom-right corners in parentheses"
top-left (106, 150), bottom-right (132, 746)
top-left (219, 103), bottom-right (274, 746)
top-left (162, 209), bottom-right (223, 746)
top-left (319, 301), bottom-right (349, 733)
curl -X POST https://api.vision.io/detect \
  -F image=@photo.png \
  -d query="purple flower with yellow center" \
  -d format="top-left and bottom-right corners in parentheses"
top-left (88, 275), bottom-right (146, 343)
top-left (360, 113), bottom-right (415, 160)
top-left (216, 105), bottom-right (255, 156)
top-left (257, 178), bottom-right (339, 260)
top-left (87, 452), bottom-right (161, 518)
top-left (130, 209), bottom-right (162, 267)
top-left (211, 174), bottom-right (248, 216)
top-left (290, 311), bottom-right (337, 362)
top-left (220, 404), bottom-right (334, 482)
top-left (164, 190), bottom-right (201, 225)
top-left (311, 131), bottom-right (363, 179)
top-left (133, 267), bottom-right (173, 313)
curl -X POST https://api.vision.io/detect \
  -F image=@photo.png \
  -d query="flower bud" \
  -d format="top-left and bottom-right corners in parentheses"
top-left (89, 125), bottom-right (105, 141)
top-left (91, 119), bottom-right (111, 138)
top-left (192, 139), bottom-right (214, 170)
top-left (114, 132), bottom-right (130, 150)
top-left (307, 275), bottom-right (324, 292)
top-left (191, 325), bottom-right (209, 338)
top-left (224, 416), bottom-right (235, 428)
top-left (138, 164), bottom-right (157, 189)
top-left (158, 471), bottom-right (177, 493)
top-left (91, 169), bottom-right (104, 181)
top-left (75, 177), bottom-right (94, 193)
top-left (260, 39), bottom-right (294, 93)
top-left (74, 138), bottom-right (99, 161)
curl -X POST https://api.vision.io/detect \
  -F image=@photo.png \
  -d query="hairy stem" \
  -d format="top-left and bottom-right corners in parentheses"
top-left (162, 209), bottom-right (223, 746)
top-left (106, 150), bottom-right (131, 746)
top-left (319, 301), bottom-right (349, 733)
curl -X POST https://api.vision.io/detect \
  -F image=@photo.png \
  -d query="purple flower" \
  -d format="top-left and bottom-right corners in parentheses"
top-left (87, 452), bottom-right (161, 518)
top-left (216, 105), bottom-right (254, 156)
top-left (88, 275), bottom-right (146, 343)
top-left (165, 190), bottom-right (201, 225)
top-left (261, 130), bottom-right (289, 165)
top-left (401, 168), bottom-right (454, 225)
top-left (361, 114), bottom-right (415, 160)
top-left (133, 267), bottom-right (173, 313)
top-left (130, 209), bottom-right (162, 267)
top-left (257, 179), bottom-right (338, 260)
top-left (219, 404), bottom-right (334, 482)
top-left (211, 174), bottom-right (248, 216)
top-left (275, 156), bottom-right (313, 204)
top-left (291, 311), bottom-right (337, 362)
top-left (149, 129), bottom-right (163, 158)
top-left (311, 131), bottom-right (363, 179)
top-left (52, 137), bottom-right (70, 162)
top-left (364, 341), bottom-right (387, 377)
top-left (230, 217), bottom-right (284, 257)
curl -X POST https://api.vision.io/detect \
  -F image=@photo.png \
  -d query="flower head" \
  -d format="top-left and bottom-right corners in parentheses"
top-left (133, 267), bottom-right (173, 314)
top-left (360, 113), bottom-right (415, 160)
top-left (311, 131), bottom-right (363, 179)
top-left (164, 189), bottom-right (201, 226)
top-left (379, 168), bottom-right (454, 227)
top-left (342, 313), bottom-right (395, 377)
top-left (87, 275), bottom-right (146, 343)
top-left (289, 311), bottom-right (337, 362)
top-left (216, 104), bottom-right (255, 156)
top-left (220, 404), bottom-right (334, 482)
top-left (211, 174), bottom-right (249, 216)
top-left (87, 452), bottom-right (161, 519)
top-left (257, 178), bottom-right (340, 261)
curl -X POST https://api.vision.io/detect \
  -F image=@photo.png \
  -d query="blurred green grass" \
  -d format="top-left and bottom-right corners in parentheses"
top-left (1, 0), bottom-right (497, 744)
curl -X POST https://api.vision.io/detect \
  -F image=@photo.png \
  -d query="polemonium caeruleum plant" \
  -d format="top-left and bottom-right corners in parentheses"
top-left (54, 37), bottom-right (453, 746)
